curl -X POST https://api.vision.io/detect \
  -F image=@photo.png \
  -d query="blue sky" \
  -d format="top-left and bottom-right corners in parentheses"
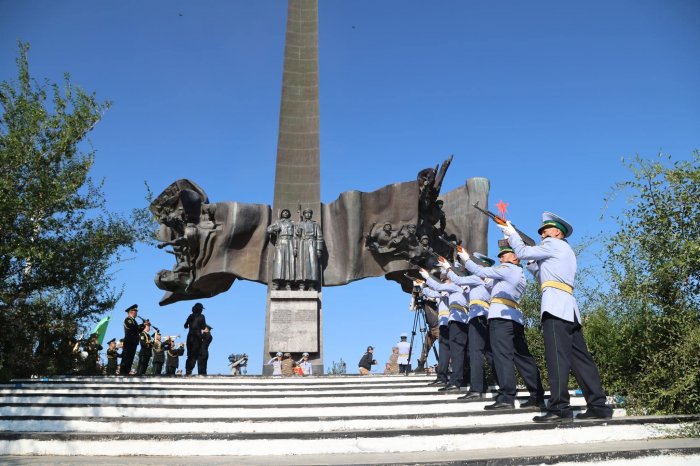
top-left (1, 1), bottom-right (698, 375)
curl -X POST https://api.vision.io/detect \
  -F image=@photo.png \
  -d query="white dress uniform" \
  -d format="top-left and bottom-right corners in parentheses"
top-left (423, 275), bottom-right (469, 390)
top-left (465, 248), bottom-right (544, 408)
top-left (506, 212), bottom-right (612, 421)
top-left (422, 287), bottom-right (450, 384)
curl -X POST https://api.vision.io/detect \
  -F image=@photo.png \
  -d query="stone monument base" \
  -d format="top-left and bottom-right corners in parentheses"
top-left (263, 290), bottom-right (323, 375)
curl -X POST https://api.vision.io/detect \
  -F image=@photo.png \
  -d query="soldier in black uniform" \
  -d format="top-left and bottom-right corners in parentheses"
top-left (105, 338), bottom-right (121, 375)
top-left (151, 332), bottom-right (167, 376)
top-left (136, 320), bottom-right (154, 375)
top-left (166, 338), bottom-right (185, 376)
top-left (184, 302), bottom-right (206, 375)
top-left (198, 325), bottom-right (213, 375)
top-left (84, 333), bottom-right (103, 375)
top-left (120, 304), bottom-right (145, 375)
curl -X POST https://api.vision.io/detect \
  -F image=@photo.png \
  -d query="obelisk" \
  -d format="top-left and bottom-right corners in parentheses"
top-left (263, 0), bottom-right (323, 375)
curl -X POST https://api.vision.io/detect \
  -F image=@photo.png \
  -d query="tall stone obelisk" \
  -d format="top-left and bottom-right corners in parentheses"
top-left (263, 0), bottom-right (323, 375)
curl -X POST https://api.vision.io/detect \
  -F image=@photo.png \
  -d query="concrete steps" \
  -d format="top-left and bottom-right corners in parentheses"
top-left (0, 374), bottom-right (697, 463)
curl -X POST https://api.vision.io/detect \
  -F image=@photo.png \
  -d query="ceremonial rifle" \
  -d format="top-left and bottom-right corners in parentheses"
top-left (472, 202), bottom-right (536, 246)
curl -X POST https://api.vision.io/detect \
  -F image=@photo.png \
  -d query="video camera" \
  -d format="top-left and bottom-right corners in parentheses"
top-left (228, 353), bottom-right (248, 366)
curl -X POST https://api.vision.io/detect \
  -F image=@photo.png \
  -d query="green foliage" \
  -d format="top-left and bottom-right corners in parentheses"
top-left (326, 358), bottom-right (347, 375)
top-left (583, 152), bottom-right (700, 415)
top-left (0, 42), bottom-right (150, 381)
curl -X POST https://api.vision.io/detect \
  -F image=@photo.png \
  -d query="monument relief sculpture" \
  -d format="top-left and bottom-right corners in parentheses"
top-left (295, 208), bottom-right (324, 291)
top-left (267, 209), bottom-right (297, 290)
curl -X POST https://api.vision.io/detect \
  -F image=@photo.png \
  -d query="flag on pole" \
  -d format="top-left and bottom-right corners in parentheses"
top-left (90, 315), bottom-right (111, 345)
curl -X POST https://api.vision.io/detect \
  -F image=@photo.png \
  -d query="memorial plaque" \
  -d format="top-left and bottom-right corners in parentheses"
top-left (267, 290), bottom-right (319, 352)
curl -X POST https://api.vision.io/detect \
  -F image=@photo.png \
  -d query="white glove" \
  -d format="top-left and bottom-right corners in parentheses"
top-left (413, 280), bottom-right (424, 288)
top-left (437, 256), bottom-right (450, 270)
top-left (457, 249), bottom-right (470, 262)
top-left (418, 268), bottom-right (429, 279)
top-left (484, 278), bottom-right (493, 285)
top-left (497, 220), bottom-right (516, 237)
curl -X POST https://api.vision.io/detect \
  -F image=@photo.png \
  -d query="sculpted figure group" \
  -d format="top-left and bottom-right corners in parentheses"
top-left (267, 208), bottom-right (324, 291)
top-left (153, 188), bottom-right (220, 294)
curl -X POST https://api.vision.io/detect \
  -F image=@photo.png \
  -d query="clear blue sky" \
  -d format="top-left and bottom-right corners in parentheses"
top-left (1, 1), bottom-right (698, 375)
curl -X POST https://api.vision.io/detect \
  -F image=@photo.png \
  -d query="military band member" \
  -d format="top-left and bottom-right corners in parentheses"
top-left (419, 267), bottom-right (469, 392)
top-left (420, 279), bottom-right (451, 386)
top-left (297, 352), bottom-right (313, 375)
top-left (120, 304), bottom-right (144, 375)
top-left (198, 325), bottom-right (213, 375)
top-left (84, 333), bottom-right (103, 376)
top-left (165, 338), bottom-right (185, 376)
top-left (105, 338), bottom-right (121, 376)
top-left (184, 302), bottom-right (206, 375)
top-left (152, 332), bottom-right (166, 376)
top-left (396, 334), bottom-right (411, 374)
top-left (500, 212), bottom-right (613, 422)
top-left (136, 320), bottom-right (153, 375)
top-left (440, 252), bottom-right (497, 400)
top-left (461, 242), bottom-right (544, 410)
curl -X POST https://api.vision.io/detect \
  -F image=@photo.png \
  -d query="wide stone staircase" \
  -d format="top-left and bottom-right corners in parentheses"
top-left (0, 374), bottom-right (698, 464)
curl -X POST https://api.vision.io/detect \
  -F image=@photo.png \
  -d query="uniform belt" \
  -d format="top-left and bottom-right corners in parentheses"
top-left (541, 280), bottom-right (573, 294)
top-left (469, 300), bottom-right (490, 309)
top-left (399, 354), bottom-right (409, 358)
top-left (449, 303), bottom-right (468, 314)
top-left (490, 297), bottom-right (519, 309)
top-left (438, 310), bottom-right (450, 317)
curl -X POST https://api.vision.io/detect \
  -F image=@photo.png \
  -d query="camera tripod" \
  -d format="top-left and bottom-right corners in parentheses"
top-left (406, 296), bottom-right (439, 375)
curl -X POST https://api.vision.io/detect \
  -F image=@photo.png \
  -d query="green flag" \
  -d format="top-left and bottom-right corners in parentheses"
top-left (90, 315), bottom-right (111, 345)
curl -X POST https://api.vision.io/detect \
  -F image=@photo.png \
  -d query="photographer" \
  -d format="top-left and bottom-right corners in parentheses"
top-left (184, 302), bottom-right (206, 375)
top-left (358, 346), bottom-right (377, 375)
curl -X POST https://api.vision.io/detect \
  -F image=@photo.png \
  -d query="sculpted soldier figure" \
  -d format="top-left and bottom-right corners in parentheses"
top-left (267, 209), bottom-right (297, 290)
top-left (365, 222), bottom-right (399, 254)
top-left (295, 208), bottom-right (324, 291)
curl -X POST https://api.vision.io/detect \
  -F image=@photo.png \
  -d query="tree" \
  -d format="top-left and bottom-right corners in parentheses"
top-left (0, 42), bottom-right (150, 381)
top-left (584, 152), bottom-right (700, 414)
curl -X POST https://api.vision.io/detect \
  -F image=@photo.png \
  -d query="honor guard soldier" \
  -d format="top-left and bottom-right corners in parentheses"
top-left (418, 275), bottom-right (451, 386)
top-left (267, 352), bottom-right (283, 376)
top-left (500, 212), bottom-right (613, 422)
top-left (396, 334), bottom-right (411, 374)
top-left (120, 304), bottom-right (144, 375)
top-left (136, 320), bottom-right (153, 375)
top-left (105, 338), bottom-right (120, 375)
top-left (198, 325), bottom-right (213, 375)
top-left (184, 302), bottom-right (206, 375)
top-left (440, 252), bottom-right (497, 400)
top-left (461, 241), bottom-right (545, 410)
top-left (297, 352), bottom-right (313, 375)
top-left (281, 352), bottom-right (295, 377)
top-left (152, 332), bottom-right (166, 376)
top-left (419, 267), bottom-right (469, 392)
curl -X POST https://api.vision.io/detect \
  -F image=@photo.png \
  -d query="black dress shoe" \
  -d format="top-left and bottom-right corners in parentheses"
top-left (519, 398), bottom-right (546, 408)
top-left (458, 391), bottom-right (483, 401)
top-left (575, 410), bottom-right (613, 420)
top-left (438, 384), bottom-right (460, 392)
top-left (427, 379), bottom-right (445, 386)
top-left (533, 412), bottom-right (573, 423)
top-left (484, 401), bottom-right (514, 410)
